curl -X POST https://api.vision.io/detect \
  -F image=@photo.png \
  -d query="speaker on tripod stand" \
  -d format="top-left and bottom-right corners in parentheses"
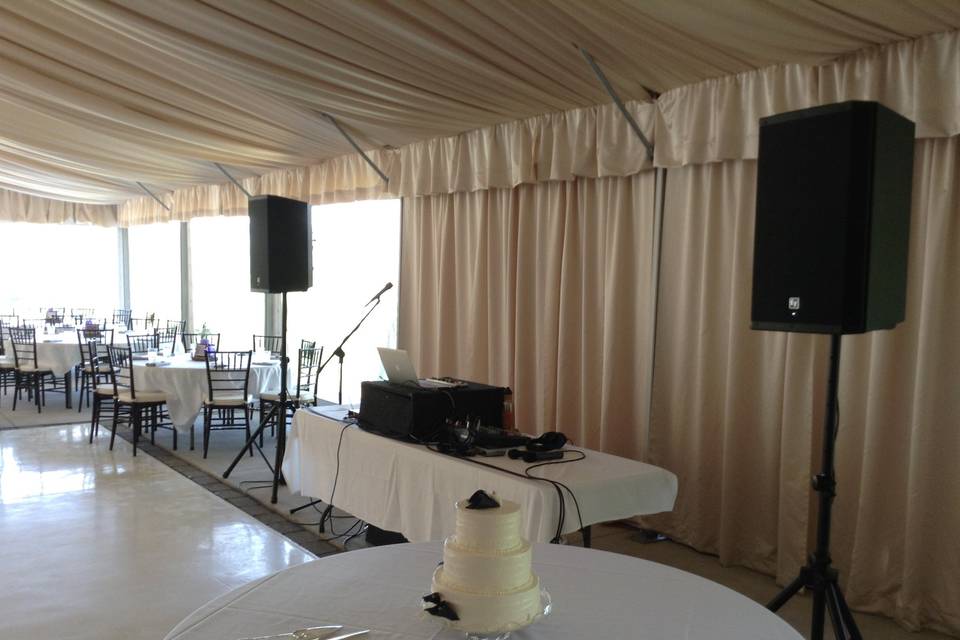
top-left (223, 194), bottom-right (311, 503)
top-left (752, 101), bottom-right (915, 640)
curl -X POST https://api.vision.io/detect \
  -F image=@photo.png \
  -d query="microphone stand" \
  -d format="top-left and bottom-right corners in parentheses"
top-left (318, 295), bottom-right (382, 405)
top-left (289, 293), bottom-right (384, 524)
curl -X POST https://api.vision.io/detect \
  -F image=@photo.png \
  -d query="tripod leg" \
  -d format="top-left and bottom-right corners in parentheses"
top-left (270, 403), bottom-right (287, 504)
top-left (768, 573), bottom-right (805, 611)
top-left (812, 586), bottom-right (827, 640)
top-left (223, 404), bottom-right (278, 479)
top-left (830, 582), bottom-right (863, 640)
top-left (290, 498), bottom-right (325, 515)
top-left (825, 582), bottom-right (848, 640)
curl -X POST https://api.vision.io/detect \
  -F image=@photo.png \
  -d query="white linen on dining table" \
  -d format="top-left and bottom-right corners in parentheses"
top-left (3, 335), bottom-right (81, 376)
top-left (163, 542), bottom-right (802, 640)
top-left (132, 355), bottom-right (282, 429)
top-left (4, 329), bottom-right (183, 377)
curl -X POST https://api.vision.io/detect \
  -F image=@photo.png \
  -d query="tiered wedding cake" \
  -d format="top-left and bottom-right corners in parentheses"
top-left (424, 491), bottom-right (543, 634)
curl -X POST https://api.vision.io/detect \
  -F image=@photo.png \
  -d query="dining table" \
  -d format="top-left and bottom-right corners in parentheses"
top-left (3, 330), bottom-right (88, 408)
top-left (132, 353), bottom-right (283, 442)
top-left (163, 541), bottom-right (803, 640)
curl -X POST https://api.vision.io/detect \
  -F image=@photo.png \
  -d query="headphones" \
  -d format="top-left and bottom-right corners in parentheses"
top-left (525, 431), bottom-right (568, 452)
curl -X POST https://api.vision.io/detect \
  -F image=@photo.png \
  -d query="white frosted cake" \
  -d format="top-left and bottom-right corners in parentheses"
top-left (424, 491), bottom-right (542, 633)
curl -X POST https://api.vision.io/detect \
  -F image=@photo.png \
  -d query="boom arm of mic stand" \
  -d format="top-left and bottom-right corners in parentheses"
top-left (316, 296), bottom-right (382, 379)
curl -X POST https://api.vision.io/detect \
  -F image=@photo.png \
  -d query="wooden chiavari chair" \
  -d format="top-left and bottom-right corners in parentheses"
top-left (201, 350), bottom-right (254, 458)
top-left (105, 345), bottom-right (171, 455)
top-left (258, 345), bottom-right (323, 443)
top-left (9, 326), bottom-right (66, 413)
top-left (252, 334), bottom-right (283, 357)
top-left (112, 309), bottom-right (132, 330)
top-left (76, 327), bottom-right (114, 412)
top-left (0, 320), bottom-right (15, 405)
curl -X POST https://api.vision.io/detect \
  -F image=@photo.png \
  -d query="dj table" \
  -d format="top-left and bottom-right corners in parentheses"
top-left (283, 408), bottom-right (678, 544)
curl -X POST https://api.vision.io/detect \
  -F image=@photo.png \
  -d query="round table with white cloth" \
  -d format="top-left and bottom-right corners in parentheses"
top-left (133, 354), bottom-right (281, 431)
top-left (3, 334), bottom-right (82, 376)
top-left (163, 542), bottom-right (802, 640)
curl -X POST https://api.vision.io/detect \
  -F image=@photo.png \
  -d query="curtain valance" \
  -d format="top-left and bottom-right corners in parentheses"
top-left (88, 29), bottom-right (960, 225)
top-left (654, 64), bottom-right (819, 167)
top-left (0, 187), bottom-right (116, 226)
top-left (655, 29), bottom-right (960, 167)
top-left (116, 150), bottom-right (397, 226)
top-left (391, 101), bottom-right (656, 198)
top-left (820, 29), bottom-right (960, 139)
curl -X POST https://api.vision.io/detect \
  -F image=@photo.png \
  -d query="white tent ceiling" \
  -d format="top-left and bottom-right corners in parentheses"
top-left (2, 0), bottom-right (959, 204)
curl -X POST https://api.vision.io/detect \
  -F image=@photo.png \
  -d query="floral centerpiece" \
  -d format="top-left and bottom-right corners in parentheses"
top-left (192, 323), bottom-right (215, 360)
top-left (83, 318), bottom-right (100, 338)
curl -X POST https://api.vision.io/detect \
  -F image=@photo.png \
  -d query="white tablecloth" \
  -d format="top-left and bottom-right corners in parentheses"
top-left (134, 355), bottom-right (282, 429)
top-left (282, 410), bottom-right (678, 543)
top-left (4, 330), bottom-right (181, 377)
top-left (4, 335), bottom-right (82, 376)
top-left (164, 542), bottom-right (802, 640)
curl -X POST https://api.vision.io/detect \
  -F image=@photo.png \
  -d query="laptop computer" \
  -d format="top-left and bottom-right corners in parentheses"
top-left (376, 347), bottom-right (459, 388)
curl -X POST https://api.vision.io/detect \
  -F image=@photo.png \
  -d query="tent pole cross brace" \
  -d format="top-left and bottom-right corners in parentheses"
top-left (136, 181), bottom-right (171, 212)
top-left (323, 113), bottom-right (389, 185)
top-left (213, 162), bottom-right (253, 198)
top-left (578, 47), bottom-right (654, 161)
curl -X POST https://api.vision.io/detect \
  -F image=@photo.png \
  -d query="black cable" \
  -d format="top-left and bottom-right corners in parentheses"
top-left (427, 444), bottom-right (586, 543)
top-left (524, 451), bottom-right (586, 535)
top-left (318, 421), bottom-right (352, 532)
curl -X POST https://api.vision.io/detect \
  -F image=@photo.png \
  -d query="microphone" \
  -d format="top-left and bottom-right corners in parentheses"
top-left (366, 282), bottom-right (393, 305)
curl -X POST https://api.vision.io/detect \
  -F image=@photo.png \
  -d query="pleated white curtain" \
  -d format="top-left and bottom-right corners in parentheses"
top-left (831, 136), bottom-right (960, 633)
top-left (644, 160), bottom-right (827, 580)
top-left (0, 187), bottom-right (116, 225)
top-left (399, 173), bottom-right (657, 457)
top-left (644, 137), bottom-right (960, 635)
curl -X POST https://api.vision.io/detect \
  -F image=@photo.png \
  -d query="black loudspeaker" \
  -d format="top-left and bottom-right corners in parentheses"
top-left (249, 195), bottom-right (312, 293)
top-left (751, 101), bottom-right (915, 334)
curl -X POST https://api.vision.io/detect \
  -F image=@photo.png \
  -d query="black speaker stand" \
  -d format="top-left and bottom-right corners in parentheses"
top-left (768, 334), bottom-right (862, 640)
top-left (223, 292), bottom-right (291, 504)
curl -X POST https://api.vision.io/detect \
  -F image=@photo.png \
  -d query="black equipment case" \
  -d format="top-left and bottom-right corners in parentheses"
top-left (358, 380), bottom-right (507, 441)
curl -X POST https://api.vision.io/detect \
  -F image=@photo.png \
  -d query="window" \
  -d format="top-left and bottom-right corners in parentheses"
top-left (128, 222), bottom-right (182, 324)
top-left (287, 199), bottom-right (401, 405)
top-left (189, 216), bottom-right (264, 350)
top-left (0, 222), bottom-right (119, 320)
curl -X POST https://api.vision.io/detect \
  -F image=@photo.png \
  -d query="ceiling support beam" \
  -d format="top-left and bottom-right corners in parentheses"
top-left (322, 113), bottom-right (390, 185)
top-left (213, 162), bottom-right (253, 198)
top-left (136, 181), bottom-right (171, 211)
top-left (578, 47), bottom-right (655, 161)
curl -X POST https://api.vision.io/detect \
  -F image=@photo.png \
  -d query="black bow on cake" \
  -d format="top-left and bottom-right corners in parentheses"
top-left (465, 489), bottom-right (500, 509)
top-left (422, 592), bottom-right (459, 621)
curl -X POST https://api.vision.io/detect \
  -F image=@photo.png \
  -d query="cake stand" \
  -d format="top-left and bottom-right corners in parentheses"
top-left (428, 587), bottom-right (552, 640)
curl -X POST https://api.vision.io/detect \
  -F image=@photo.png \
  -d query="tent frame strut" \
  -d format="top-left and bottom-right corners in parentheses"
top-left (136, 181), bottom-right (171, 212)
top-left (578, 47), bottom-right (654, 161)
top-left (322, 113), bottom-right (389, 185)
top-left (213, 162), bottom-right (253, 198)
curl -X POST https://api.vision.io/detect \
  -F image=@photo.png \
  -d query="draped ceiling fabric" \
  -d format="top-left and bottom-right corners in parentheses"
top-left (0, 0), bottom-right (958, 217)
